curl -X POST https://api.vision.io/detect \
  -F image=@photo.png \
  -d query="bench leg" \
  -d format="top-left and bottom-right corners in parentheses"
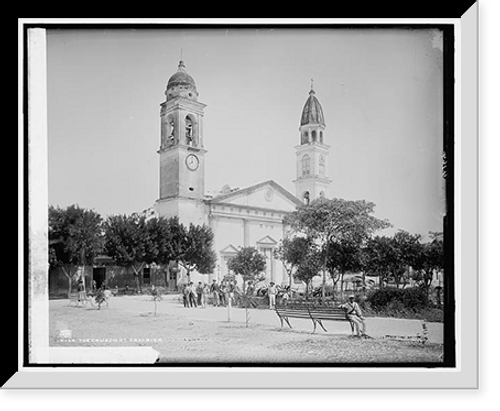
top-left (312, 320), bottom-right (327, 333)
top-left (278, 315), bottom-right (293, 329)
top-left (317, 319), bottom-right (327, 332)
top-left (311, 319), bottom-right (327, 333)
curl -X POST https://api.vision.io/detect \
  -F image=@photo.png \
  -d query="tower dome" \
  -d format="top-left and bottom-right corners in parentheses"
top-left (295, 84), bottom-right (331, 202)
top-left (165, 60), bottom-right (199, 102)
top-left (300, 89), bottom-right (325, 126)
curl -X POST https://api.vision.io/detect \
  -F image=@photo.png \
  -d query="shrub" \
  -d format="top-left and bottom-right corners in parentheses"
top-left (366, 287), bottom-right (401, 309)
top-left (400, 287), bottom-right (428, 310)
top-left (366, 287), bottom-right (428, 311)
top-left (362, 288), bottom-right (443, 322)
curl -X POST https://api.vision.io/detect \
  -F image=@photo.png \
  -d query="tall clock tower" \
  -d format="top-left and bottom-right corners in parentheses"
top-left (293, 85), bottom-right (332, 204)
top-left (155, 60), bottom-right (208, 225)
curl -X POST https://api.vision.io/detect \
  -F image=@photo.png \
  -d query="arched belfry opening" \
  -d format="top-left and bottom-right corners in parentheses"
top-left (311, 130), bottom-right (317, 143)
top-left (184, 114), bottom-right (199, 147)
top-left (302, 191), bottom-right (310, 205)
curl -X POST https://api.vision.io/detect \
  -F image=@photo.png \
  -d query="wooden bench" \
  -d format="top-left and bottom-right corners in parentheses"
top-left (275, 301), bottom-right (355, 335)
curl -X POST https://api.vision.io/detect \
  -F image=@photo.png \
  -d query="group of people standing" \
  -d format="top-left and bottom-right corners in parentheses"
top-left (181, 279), bottom-right (289, 310)
top-left (182, 281), bottom-right (208, 308)
top-left (182, 279), bottom-right (237, 308)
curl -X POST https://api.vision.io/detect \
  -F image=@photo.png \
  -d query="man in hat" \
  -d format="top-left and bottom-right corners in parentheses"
top-left (77, 279), bottom-right (85, 304)
top-left (210, 279), bottom-right (220, 307)
top-left (341, 294), bottom-right (366, 337)
top-left (267, 282), bottom-right (277, 309)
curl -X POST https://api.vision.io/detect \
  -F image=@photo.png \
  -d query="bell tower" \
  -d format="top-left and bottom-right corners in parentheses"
top-left (293, 83), bottom-right (332, 204)
top-left (155, 60), bottom-right (208, 225)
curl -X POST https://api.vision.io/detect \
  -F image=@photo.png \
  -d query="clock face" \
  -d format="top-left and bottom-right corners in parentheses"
top-left (186, 154), bottom-right (199, 171)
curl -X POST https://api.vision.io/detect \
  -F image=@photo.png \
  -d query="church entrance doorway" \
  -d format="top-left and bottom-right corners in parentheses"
top-left (167, 262), bottom-right (179, 291)
top-left (92, 267), bottom-right (106, 289)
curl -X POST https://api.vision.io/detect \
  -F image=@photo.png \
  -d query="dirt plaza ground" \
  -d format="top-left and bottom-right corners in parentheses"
top-left (49, 294), bottom-right (444, 364)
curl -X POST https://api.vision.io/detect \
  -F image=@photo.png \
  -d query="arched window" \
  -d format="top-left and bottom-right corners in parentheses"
top-left (302, 154), bottom-right (311, 177)
top-left (320, 131), bottom-right (324, 144)
top-left (319, 154), bottom-right (325, 176)
top-left (163, 114), bottom-right (176, 147)
top-left (311, 130), bottom-right (317, 142)
top-left (184, 115), bottom-right (199, 146)
top-left (303, 191), bottom-right (310, 205)
top-left (301, 130), bottom-right (309, 145)
top-left (185, 116), bottom-right (193, 145)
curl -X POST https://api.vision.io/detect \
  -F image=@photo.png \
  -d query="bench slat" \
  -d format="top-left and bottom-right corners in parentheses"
top-left (277, 310), bottom-right (311, 314)
top-left (315, 312), bottom-right (344, 315)
top-left (310, 313), bottom-right (346, 318)
top-left (277, 313), bottom-right (312, 318)
top-left (276, 304), bottom-right (350, 323)
top-left (309, 310), bottom-right (345, 317)
top-left (313, 317), bottom-right (348, 321)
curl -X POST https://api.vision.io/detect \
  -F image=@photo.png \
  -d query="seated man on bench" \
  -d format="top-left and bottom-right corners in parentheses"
top-left (340, 294), bottom-right (366, 338)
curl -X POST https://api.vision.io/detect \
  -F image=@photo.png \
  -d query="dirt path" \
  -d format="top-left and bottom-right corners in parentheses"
top-left (49, 295), bottom-right (443, 364)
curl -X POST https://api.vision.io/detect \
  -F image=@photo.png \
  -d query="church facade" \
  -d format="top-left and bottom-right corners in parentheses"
top-left (152, 60), bottom-right (332, 288)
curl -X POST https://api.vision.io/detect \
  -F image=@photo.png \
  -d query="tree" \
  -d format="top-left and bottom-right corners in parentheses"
top-left (274, 236), bottom-right (313, 288)
top-left (176, 222), bottom-right (217, 280)
top-left (284, 197), bottom-right (391, 297)
top-left (325, 238), bottom-right (365, 300)
top-left (411, 232), bottom-right (444, 303)
top-left (363, 235), bottom-right (392, 284)
top-left (150, 285), bottom-right (162, 316)
top-left (48, 205), bottom-right (104, 297)
top-left (293, 244), bottom-right (323, 298)
top-left (364, 231), bottom-right (423, 289)
top-left (104, 216), bottom-right (216, 290)
top-left (227, 246), bottom-right (266, 291)
top-left (103, 214), bottom-right (149, 292)
top-left (391, 230), bottom-right (423, 288)
top-left (144, 216), bottom-right (178, 286)
top-left (285, 197), bottom-right (391, 245)
top-left (49, 206), bottom-right (77, 295)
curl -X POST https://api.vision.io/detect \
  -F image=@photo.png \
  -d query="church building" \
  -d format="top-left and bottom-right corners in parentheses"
top-left (152, 60), bottom-right (332, 288)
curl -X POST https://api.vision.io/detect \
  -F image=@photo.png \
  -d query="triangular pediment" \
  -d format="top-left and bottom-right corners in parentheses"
top-left (256, 235), bottom-right (278, 246)
top-left (210, 180), bottom-right (301, 212)
top-left (220, 244), bottom-right (239, 255)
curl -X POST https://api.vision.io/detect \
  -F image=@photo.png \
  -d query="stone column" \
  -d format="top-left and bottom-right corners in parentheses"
top-left (243, 219), bottom-right (250, 247)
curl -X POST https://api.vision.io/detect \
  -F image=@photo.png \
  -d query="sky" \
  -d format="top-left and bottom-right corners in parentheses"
top-left (46, 27), bottom-right (445, 240)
